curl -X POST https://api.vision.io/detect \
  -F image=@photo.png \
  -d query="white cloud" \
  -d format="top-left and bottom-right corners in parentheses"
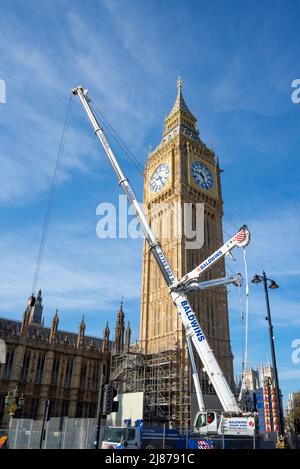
top-left (100, 0), bottom-right (166, 75)
top-left (0, 221), bottom-right (143, 319)
top-left (66, 13), bottom-right (161, 141)
top-left (0, 8), bottom-right (161, 206)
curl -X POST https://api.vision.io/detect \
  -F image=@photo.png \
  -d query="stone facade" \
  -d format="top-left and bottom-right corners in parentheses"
top-left (0, 293), bottom-right (130, 426)
top-left (238, 363), bottom-right (275, 392)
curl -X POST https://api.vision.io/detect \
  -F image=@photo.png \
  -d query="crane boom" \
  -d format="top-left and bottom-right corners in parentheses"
top-left (73, 86), bottom-right (249, 414)
top-left (181, 273), bottom-right (243, 292)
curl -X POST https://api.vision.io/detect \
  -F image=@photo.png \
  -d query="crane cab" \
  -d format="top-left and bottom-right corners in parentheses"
top-left (194, 411), bottom-right (218, 433)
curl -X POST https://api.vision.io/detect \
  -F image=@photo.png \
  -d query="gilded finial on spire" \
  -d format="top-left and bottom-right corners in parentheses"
top-left (177, 76), bottom-right (182, 92)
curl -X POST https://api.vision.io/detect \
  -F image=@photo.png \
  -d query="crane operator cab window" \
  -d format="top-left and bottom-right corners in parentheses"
top-left (195, 411), bottom-right (217, 433)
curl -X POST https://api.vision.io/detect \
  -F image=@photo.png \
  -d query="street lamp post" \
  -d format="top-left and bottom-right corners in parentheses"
top-left (252, 272), bottom-right (284, 438)
top-left (94, 374), bottom-right (106, 449)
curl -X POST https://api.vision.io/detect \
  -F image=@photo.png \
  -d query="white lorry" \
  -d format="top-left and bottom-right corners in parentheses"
top-left (101, 425), bottom-right (185, 449)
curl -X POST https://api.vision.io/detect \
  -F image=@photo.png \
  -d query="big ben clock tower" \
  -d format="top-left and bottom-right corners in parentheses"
top-left (139, 80), bottom-right (234, 427)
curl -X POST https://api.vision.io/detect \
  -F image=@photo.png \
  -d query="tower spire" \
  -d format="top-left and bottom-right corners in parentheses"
top-left (119, 300), bottom-right (124, 316)
top-left (102, 321), bottom-right (110, 353)
top-left (20, 305), bottom-right (31, 336)
top-left (77, 315), bottom-right (86, 349)
top-left (162, 78), bottom-right (199, 140)
top-left (49, 306), bottom-right (59, 343)
top-left (114, 301), bottom-right (125, 355)
top-left (169, 76), bottom-right (192, 115)
top-left (29, 290), bottom-right (43, 325)
top-left (124, 321), bottom-right (132, 353)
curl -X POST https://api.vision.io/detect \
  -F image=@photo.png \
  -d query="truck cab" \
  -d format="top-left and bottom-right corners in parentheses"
top-left (101, 426), bottom-right (141, 449)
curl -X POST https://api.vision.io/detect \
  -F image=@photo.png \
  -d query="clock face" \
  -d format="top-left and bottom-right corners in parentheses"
top-left (150, 163), bottom-right (170, 193)
top-left (191, 161), bottom-right (214, 191)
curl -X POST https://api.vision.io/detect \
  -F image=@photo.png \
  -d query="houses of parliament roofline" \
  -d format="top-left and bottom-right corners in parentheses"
top-left (0, 291), bottom-right (131, 423)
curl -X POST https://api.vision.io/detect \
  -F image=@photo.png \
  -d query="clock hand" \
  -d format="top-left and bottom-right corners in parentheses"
top-left (197, 170), bottom-right (205, 183)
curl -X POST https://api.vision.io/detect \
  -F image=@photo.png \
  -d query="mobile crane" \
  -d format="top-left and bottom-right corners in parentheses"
top-left (72, 86), bottom-right (255, 438)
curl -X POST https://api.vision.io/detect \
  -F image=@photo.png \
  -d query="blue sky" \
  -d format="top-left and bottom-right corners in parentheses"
top-left (0, 0), bottom-right (300, 406)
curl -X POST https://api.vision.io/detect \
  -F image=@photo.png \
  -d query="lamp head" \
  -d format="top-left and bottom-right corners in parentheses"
top-left (251, 274), bottom-right (262, 284)
top-left (269, 280), bottom-right (279, 289)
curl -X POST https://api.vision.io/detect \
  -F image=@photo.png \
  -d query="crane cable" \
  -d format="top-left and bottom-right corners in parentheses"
top-left (238, 246), bottom-right (250, 401)
top-left (90, 102), bottom-right (144, 176)
top-left (243, 247), bottom-right (250, 372)
top-left (239, 277), bottom-right (245, 358)
top-left (31, 94), bottom-right (74, 295)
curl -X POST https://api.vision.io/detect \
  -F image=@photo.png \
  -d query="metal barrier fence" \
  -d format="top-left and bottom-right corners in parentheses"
top-left (7, 418), bottom-right (275, 449)
top-left (8, 418), bottom-right (98, 449)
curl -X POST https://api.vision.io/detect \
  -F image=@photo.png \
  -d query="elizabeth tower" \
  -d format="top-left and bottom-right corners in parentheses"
top-left (139, 80), bottom-right (234, 427)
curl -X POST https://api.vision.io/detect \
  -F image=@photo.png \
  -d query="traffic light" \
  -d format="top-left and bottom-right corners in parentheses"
top-left (112, 397), bottom-right (119, 413)
top-left (102, 384), bottom-right (111, 415)
top-left (102, 384), bottom-right (119, 415)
